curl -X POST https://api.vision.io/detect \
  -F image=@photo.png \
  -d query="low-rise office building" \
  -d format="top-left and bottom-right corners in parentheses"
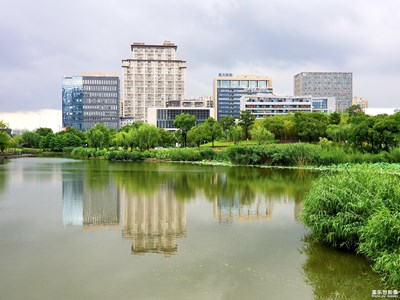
top-left (213, 74), bottom-right (273, 120)
top-left (147, 107), bottom-right (214, 130)
top-left (240, 93), bottom-right (335, 118)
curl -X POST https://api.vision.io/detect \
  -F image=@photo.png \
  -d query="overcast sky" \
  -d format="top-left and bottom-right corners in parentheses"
top-left (1, 0), bottom-right (400, 125)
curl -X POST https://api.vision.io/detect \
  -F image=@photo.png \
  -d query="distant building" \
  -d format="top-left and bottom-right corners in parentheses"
top-left (147, 107), bottom-right (214, 130)
top-left (240, 93), bottom-right (335, 118)
top-left (294, 72), bottom-right (352, 112)
top-left (62, 75), bottom-right (120, 131)
top-left (213, 74), bottom-right (273, 120)
top-left (352, 96), bottom-right (369, 110)
top-left (121, 41), bottom-right (186, 123)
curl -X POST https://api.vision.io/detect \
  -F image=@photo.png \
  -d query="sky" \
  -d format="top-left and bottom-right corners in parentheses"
top-left (1, 0), bottom-right (400, 131)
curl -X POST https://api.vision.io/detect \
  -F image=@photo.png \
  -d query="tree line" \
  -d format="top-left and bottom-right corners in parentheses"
top-left (1, 105), bottom-right (399, 153)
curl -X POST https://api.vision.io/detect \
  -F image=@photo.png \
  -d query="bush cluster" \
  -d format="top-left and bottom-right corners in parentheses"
top-left (106, 150), bottom-right (143, 161)
top-left (302, 165), bottom-right (400, 285)
top-left (227, 144), bottom-right (400, 166)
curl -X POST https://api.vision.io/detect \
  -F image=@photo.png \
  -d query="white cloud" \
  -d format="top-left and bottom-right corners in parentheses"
top-left (0, 109), bottom-right (61, 133)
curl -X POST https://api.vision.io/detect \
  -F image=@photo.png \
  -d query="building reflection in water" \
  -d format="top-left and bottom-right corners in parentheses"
top-left (62, 168), bottom-right (119, 230)
top-left (121, 184), bottom-right (186, 256)
top-left (214, 194), bottom-right (274, 223)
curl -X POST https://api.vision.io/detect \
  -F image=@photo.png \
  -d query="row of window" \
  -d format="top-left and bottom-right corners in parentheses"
top-left (83, 80), bottom-right (118, 85)
top-left (84, 98), bottom-right (117, 105)
top-left (84, 92), bottom-right (118, 98)
top-left (83, 85), bottom-right (118, 92)
top-left (217, 80), bottom-right (269, 88)
top-left (83, 111), bottom-right (118, 116)
top-left (82, 105), bottom-right (118, 110)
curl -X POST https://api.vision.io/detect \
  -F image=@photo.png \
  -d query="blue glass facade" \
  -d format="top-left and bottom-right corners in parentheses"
top-left (62, 76), bottom-right (120, 131)
top-left (62, 76), bottom-right (84, 130)
top-left (216, 79), bottom-right (272, 120)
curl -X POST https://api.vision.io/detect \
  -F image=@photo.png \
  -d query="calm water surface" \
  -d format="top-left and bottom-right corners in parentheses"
top-left (0, 158), bottom-right (380, 300)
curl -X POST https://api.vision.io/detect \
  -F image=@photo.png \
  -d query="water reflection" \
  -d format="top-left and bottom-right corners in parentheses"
top-left (61, 162), bottom-right (319, 255)
top-left (121, 185), bottom-right (186, 256)
top-left (301, 240), bottom-right (381, 299)
top-left (62, 163), bottom-right (119, 229)
top-left (0, 160), bottom-right (9, 196)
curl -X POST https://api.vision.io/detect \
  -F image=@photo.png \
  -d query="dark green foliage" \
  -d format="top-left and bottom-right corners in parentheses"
top-left (173, 113), bottom-right (196, 147)
top-left (294, 112), bottom-right (329, 142)
top-left (0, 131), bottom-right (10, 152)
top-left (227, 144), bottom-right (321, 166)
top-left (106, 150), bottom-right (143, 161)
top-left (239, 110), bottom-right (256, 140)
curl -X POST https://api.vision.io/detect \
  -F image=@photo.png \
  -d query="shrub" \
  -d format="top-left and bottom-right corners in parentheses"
top-left (106, 150), bottom-right (143, 161)
top-left (302, 168), bottom-right (400, 250)
top-left (302, 165), bottom-right (400, 284)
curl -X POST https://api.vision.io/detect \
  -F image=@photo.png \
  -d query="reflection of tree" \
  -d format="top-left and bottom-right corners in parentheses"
top-left (0, 160), bottom-right (8, 195)
top-left (111, 163), bottom-right (319, 222)
top-left (301, 239), bottom-right (380, 300)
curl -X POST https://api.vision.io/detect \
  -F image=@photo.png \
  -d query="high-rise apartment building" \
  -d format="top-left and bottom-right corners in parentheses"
top-left (213, 74), bottom-right (273, 120)
top-left (294, 72), bottom-right (352, 112)
top-left (62, 74), bottom-right (120, 131)
top-left (122, 41), bottom-right (186, 123)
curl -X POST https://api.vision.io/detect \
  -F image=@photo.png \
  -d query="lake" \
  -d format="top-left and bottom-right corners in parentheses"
top-left (0, 158), bottom-right (380, 299)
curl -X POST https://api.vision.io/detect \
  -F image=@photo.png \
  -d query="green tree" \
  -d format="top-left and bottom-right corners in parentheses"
top-left (65, 126), bottom-right (85, 140)
top-left (239, 110), bottom-right (255, 140)
top-left (188, 124), bottom-right (208, 147)
top-left (158, 129), bottom-right (175, 148)
top-left (372, 115), bottom-right (399, 152)
top-left (39, 133), bottom-right (55, 150)
top-left (125, 129), bottom-right (137, 150)
top-left (227, 125), bottom-right (244, 145)
top-left (136, 124), bottom-right (160, 150)
top-left (113, 131), bottom-right (129, 149)
top-left (0, 131), bottom-right (10, 152)
top-left (250, 123), bottom-right (275, 145)
top-left (62, 133), bottom-right (82, 148)
top-left (0, 120), bottom-right (8, 129)
top-left (219, 116), bottom-right (236, 134)
top-left (173, 113), bottom-right (196, 147)
top-left (35, 127), bottom-right (53, 137)
top-left (86, 124), bottom-right (111, 149)
top-left (326, 124), bottom-right (351, 144)
top-left (204, 117), bottom-right (222, 147)
top-left (262, 116), bottom-right (285, 140)
top-left (329, 111), bottom-right (341, 125)
top-left (21, 131), bottom-right (41, 148)
top-left (346, 105), bottom-right (364, 117)
top-left (294, 112), bottom-right (329, 142)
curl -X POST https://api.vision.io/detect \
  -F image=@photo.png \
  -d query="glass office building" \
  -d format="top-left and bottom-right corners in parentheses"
top-left (62, 75), bottom-right (120, 131)
top-left (213, 74), bottom-right (273, 120)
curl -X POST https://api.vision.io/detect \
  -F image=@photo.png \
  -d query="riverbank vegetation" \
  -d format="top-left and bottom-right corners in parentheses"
top-left (1, 106), bottom-right (400, 164)
top-left (302, 164), bottom-right (400, 285)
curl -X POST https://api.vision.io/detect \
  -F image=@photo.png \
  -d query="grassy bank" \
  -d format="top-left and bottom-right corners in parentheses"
top-left (69, 144), bottom-right (400, 166)
top-left (301, 164), bottom-right (400, 286)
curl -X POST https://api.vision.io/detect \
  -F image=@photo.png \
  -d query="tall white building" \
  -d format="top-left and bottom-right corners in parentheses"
top-left (122, 41), bottom-right (186, 123)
